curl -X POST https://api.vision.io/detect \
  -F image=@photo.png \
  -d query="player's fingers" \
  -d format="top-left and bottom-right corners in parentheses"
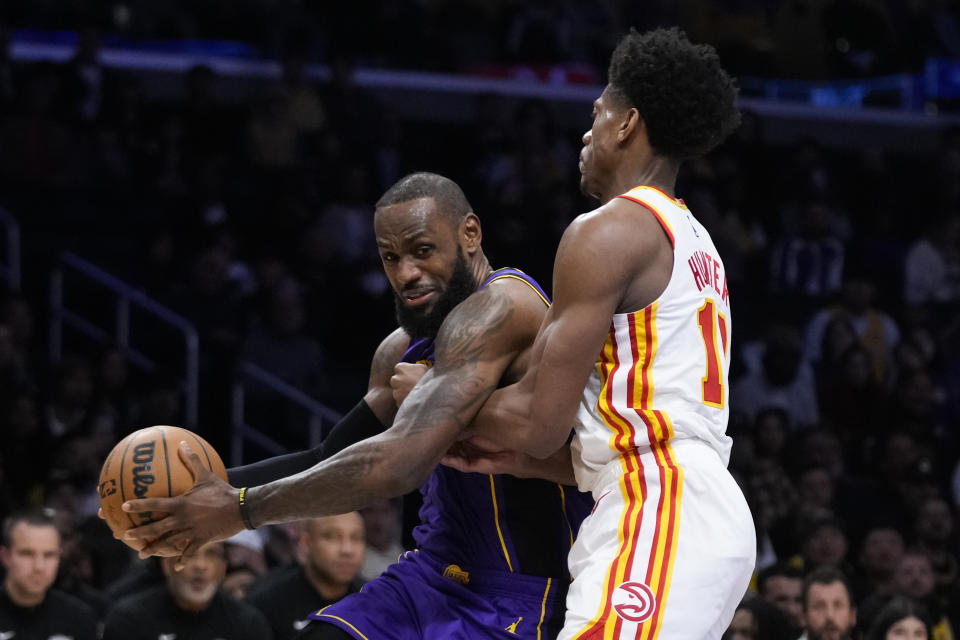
top-left (138, 532), bottom-right (188, 559)
top-left (123, 496), bottom-right (177, 513)
top-left (173, 538), bottom-right (199, 572)
top-left (177, 441), bottom-right (209, 479)
top-left (98, 507), bottom-right (106, 520)
top-left (440, 455), bottom-right (474, 473)
top-left (124, 516), bottom-right (178, 543)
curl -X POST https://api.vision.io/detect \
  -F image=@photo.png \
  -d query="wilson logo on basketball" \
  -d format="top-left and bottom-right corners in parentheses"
top-left (131, 441), bottom-right (156, 499)
top-left (612, 581), bottom-right (656, 623)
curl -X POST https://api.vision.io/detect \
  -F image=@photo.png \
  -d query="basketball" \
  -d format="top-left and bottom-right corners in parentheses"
top-left (98, 425), bottom-right (228, 549)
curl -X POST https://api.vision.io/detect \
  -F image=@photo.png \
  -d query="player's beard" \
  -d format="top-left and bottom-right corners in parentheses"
top-left (394, 246), bottom-right (476, 340)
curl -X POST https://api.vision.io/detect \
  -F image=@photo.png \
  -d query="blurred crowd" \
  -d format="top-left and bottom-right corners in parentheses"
top-left (0, 10), bottom-right (958, 639)
top-left (3, 0), bottom-right (960, 80)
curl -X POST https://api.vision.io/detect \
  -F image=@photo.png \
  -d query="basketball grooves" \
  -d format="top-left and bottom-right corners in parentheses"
top-left (118, 434), bottom-right (138, 529)
top-left (160, 427), bottom-right (172, 498)
top-left (185, 430), bottom-right (215, 472)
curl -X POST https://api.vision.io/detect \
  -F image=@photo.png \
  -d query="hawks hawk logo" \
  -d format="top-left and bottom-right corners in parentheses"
top-left (612, 581), bottom-right (656, 623)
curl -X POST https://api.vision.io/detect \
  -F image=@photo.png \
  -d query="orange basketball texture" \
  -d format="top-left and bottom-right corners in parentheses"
top-left (98, 425), bottom-right (228, 549)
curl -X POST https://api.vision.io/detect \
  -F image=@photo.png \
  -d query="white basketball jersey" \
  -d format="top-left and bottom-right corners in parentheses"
top-left (571, 186), bottom-right (733, 495)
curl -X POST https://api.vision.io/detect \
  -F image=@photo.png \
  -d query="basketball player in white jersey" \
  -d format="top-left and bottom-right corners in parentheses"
top-left (453, 27), bottom-right (756, 639)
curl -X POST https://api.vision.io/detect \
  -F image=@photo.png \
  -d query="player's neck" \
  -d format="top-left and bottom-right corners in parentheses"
top-left (3, 578), bottom-right (45, 608)
top-left (470, 254), bottom-right (494, 291)
top-left (602, 155), bottom-right (678, 204)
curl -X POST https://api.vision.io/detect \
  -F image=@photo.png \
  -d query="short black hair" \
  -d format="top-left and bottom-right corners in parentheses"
top-left (375, 172), bottom-right (473, 224)
top-left (802, 566), bottom-right (854, 611)
top-left (606, 27), bottom-right (740, 161)
top-left (758, 562), bottom-right (804, 594)
top-left (1, 507), bottom-right (58, 547)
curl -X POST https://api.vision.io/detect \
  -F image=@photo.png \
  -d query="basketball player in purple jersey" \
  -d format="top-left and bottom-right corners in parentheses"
top-left (124, 172), bottom-right (592, 639)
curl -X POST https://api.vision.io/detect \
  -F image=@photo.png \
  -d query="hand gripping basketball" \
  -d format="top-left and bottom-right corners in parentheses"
top-left (121, 441), bottom-right (246, 567)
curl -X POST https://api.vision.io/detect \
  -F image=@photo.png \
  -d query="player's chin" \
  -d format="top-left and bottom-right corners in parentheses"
top-left (578, 174), bottom-right (593, 199)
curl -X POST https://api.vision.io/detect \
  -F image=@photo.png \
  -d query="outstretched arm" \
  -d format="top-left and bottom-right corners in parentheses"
top-left (123, 283), bottom-right (540, 558)
top-left (244, 285), bottom-right (532, 524)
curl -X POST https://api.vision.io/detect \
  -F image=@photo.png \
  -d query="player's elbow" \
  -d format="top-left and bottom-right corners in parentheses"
top-left (521, 426), bottom-right (569, 460)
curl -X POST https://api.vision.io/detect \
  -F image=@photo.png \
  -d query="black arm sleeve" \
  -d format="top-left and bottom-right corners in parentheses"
top-left (228, 400), bottom-right (387, 486)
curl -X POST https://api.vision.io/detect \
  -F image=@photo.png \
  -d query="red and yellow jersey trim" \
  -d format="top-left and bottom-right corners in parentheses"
top-left (571, 443), bottom-right (683, 639)
top-left (615, 186), bottom-right (682, 249)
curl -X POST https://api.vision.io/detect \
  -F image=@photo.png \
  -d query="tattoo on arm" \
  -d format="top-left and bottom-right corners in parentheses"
top-left (396, 291), bottom-right (516, 435)
top-left (246, 292), bottom-right (518, 526)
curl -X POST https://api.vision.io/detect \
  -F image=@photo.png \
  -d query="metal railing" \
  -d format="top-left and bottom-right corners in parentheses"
top-left (0, 207), bottom-right (22, 292)
top-left (49, 252), bottom-right (200, 426)
top-left (230, 361), bottom-right (342, 466)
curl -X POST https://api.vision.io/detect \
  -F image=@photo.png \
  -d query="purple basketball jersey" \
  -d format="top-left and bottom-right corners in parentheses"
top-left (309, 268), bottom-right (592, 639)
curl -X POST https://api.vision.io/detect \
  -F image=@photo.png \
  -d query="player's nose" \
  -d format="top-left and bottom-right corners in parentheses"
top-left (397, 256), bottom-right (422, 284)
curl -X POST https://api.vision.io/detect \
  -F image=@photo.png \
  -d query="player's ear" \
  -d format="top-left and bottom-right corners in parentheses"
top-left (460, 213), bottom-right (482, 255)
top-left (618, 108), bottom-right (641, 143)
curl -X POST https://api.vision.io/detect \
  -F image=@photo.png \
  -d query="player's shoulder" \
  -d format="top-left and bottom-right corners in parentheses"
top-left (583, 195), bottom-right (664, 233)
top-left (561, 196), bottom-right (671, 260)
top-left (481, 269), bottom-right (550, 308)
top-left (374, 327), bottom-right (412, 361)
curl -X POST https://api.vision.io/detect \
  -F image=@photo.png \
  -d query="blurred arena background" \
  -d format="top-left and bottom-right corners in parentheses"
top-left (0, 1), bottom-right (960, 636)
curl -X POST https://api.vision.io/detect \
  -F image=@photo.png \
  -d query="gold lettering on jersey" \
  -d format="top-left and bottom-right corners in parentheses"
top-left (687, 250), bottom-right (729, 306)
top-left (442, 564), bottom-right (470, 584)
top-left (505, 617), bottom-right (523, 634)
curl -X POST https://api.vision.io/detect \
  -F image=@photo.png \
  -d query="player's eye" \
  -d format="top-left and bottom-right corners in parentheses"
top-left (415, 245), bottom-right (433, 258)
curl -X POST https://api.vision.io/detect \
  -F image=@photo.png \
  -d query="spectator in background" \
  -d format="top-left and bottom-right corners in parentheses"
top-left (246, 513), bottom-right (364, 640)
top-left (805, 271), bottom-right (900, 384)
top-left (770, 200), bottom-right (846, 317)
top-left (724, 600), bottom-right (758, 640)
top-left (818, 345), bottom-right (888, 467)
top-left (60, 27), bottom-right (111, 126)
top-left (42, 354), bottom-right (105, 440)
top-left (758, 562), bottom-right (805, 634)
top-left (913, 497), bottom-right (958, 600)
top-left (800, 518), bottom-right (851, 574)
top-left (724, 596), bottom-right (798, 640)
top-left (92, 346), bottom-right (139, 440)
top-left (855, 525), bottom-right (906, 602)
top-left (244, 276), bottom-right (328, 397)
top-left (883, 550), bottom-right (956, 639)
top-left (903, 213), bottom-right (960, 307)
top-left (280, 55), bottom-right (325, 137)
top-left (0, 508), bottom-right (98, 640)
top-left (102, 541), bottom-right (271, 640)
top-left (359, 498), bottom-right (404, 582)
top-left (222, 529), bottom-right (268, 600)
top-left (246, 86), bottom-right (298, 171)
top-left (800, 566), bottom-right (858, 640)
top-left (732, 324), bottom-right (820, 429)
top-left (866, 596), bottom-right (933, 640)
